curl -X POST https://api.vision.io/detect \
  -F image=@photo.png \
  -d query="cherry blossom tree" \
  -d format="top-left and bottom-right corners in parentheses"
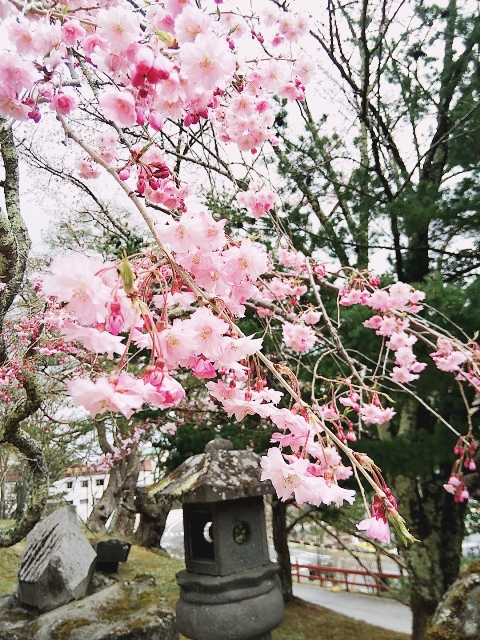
top-left (1, 1), bottom-right (479, 636)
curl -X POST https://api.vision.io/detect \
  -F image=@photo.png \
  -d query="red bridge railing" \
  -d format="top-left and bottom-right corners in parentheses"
top-left (291, 562), bottom-right (407, 597)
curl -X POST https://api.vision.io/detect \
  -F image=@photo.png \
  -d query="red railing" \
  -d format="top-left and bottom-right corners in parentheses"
top-left (291, 562), bottom-right (406, 597)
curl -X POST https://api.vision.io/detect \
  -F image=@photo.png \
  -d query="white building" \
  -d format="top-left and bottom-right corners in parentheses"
top-left (51, 459), bottom-right (156, 522)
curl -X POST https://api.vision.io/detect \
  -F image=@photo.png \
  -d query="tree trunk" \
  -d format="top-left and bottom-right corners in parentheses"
top-left (87, 465), bottom-right (121, 533)
top-left (135, 487), bottom-right (171, 548)
top-left (392, 473), bottom-right (465, 640)
top-left (272, 498), bottom-right (293, 602)
top-left (0, 477), bottom-right (6, 520)
top-left (112, 452), bottom-right (141, 537)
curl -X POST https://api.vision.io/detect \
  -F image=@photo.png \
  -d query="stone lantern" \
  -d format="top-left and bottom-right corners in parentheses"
top-left (156, 436), bottom-right (284, 640)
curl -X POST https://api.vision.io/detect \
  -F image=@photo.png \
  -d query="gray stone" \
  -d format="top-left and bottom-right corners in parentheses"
top-left (152, 446), bottom-right (274, 504)
top-left (91, 539), bottom-right (131, 574)
top-left (428, 565), bottom-right (480, 639)
top-left (17, 507), bottom-right (96, 612)
top-left (0, 576), bottom-right (178, 640)
top-left (183, 496), bottom-right (270, 577)
top-left (176, 564), bottom-right (283, 640)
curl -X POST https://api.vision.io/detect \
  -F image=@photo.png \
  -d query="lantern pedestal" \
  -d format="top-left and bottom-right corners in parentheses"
top-left (176, 563), bottom-right (284, 640)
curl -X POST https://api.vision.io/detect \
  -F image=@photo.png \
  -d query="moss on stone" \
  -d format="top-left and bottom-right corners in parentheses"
top-left (50, 617), bottom-right (92, 640)
top-left (96, 574), bottom-right (168, 623)
top-left (426, 630), bottom-right (462, 640)
top-left (427, 570), bottom-right (480, 640)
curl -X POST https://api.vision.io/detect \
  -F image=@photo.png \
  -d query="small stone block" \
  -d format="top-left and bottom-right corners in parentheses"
top-left (91, 539), bottom-right (131, 574)
top-left (95, 561), bottom-right (119, 574)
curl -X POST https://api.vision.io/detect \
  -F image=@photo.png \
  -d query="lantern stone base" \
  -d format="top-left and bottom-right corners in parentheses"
top-left (176, 563), bottom-right (284, 640)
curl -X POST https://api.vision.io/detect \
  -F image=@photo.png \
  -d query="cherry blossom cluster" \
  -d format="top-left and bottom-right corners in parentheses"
top-left (3, 0), bottom-right (480, 546)
top-left (442, 438), bottom-right (477, 503)
top-left (236, 182), bottom-right (278, 219)
top-left (35, 235), bottom-right (363, 509)
top-left (0, 0), bottom-right (312, 164)
top-left (341, 277), bottom-right (427, 384)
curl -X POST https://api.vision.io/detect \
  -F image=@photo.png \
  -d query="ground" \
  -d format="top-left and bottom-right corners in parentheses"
top-left (0, 531), bottom-right (409, 640)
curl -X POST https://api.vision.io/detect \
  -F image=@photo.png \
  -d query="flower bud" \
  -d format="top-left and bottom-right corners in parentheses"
top-left (148, 110), bottom-right (164, 131)
top-left (135, 47), bottom-right (154, 75)
top-left (146, 56), bottom-right (171, 84)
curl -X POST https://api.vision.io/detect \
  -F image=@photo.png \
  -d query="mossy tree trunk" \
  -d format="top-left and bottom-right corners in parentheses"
top-left (112, 451), bottom-right (141, 537)
top-left (389, 400), bottom-right (466, 640)
top-left (0, 119), bottom-right (48, 547)
top-left (87, 452), bottom-right (137, 534)
top-left (135, 487), bottom-right (171, 548)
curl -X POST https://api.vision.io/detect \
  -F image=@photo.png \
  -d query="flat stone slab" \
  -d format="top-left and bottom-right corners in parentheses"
top-left (0, 576), bottom-right (178, 640)
top-left (17, 507), bottom-right (96, 612)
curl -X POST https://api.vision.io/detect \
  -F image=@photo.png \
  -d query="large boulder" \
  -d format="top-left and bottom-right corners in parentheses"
top-left (0, 575), bottom-right (178, 640)
top-left (427, 563), bottom-right (480, 640)
top-left (17, 507), bottom-right (96, 612)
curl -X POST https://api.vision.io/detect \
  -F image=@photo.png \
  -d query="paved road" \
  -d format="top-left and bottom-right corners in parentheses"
top-left (293, 582), bottom-right (412, 636)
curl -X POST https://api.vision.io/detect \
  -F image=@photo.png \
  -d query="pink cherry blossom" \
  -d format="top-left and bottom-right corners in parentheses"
top-left (158, 319), bottom-right (198, 366)
top-left (98, 90), bottom-right (136, 127)
top-left (186, 307), bottom-right (229, 357)
top-left (363, 315), bottom-right (383, 330)
top-left (0, 54), bottom-right (37, 92)
top-left (179, 33), bottom-right (236, 91)
top-left (206, 379), bottom-right (243, 402)
top-left (387, 331), bottom-right (417, 350)
top-left (191, 358), bottom-right (216, 379)
top-left (50, 92), bottom-right (77, 115)
top-left (6, 21), bottom-right (38, 55)
top-left (221, 397), bottom-right (274, 421)
top-left (68, 374), bottom-right (146, 418)
top-left (146, 372), bottom-right (186, 408)
top-left (282, 323), bottom-right (316, 352)
top-left (260, 448), bottom-right (310, 501)
top-left (318, 403), bottom-right (340, 421)
top-left (60, 321), bottom-right (124, 358)
top-left (391, 367), bottom-right (419, 384)
top-left (216, 335), bottom-right (263, 367)
top-left (367, 289), bottom-right (391, 312)
top-left (277, 248), bottom-right (305, 271)
top-left (42, 255), bottom-right (113, 324)
top-left (302, 310), bottom-right (321, 325)
top-left (61, 19), bottom-right (86, 46)
top-left (175, 5), bottom-right (212, 43)
top-left (357, 516), bottom-right (391, 543)
top-left (339, 391), bottom-right (360, 411)
top-left (75, 156), bottom-right (101, 180)
top-left (269, 407), bottom-right (310, 437)
top-left (360, 403), bottom-right (395, 425)
top-left (388, 282), bottom-right (412, 311)
top-left (0, 86), bottom-right (29, 120)
top-left (237, 182), bottom-right (278, 218)
top-left (96, 7), bottom-right (139, 51)
top-left (395, 346), bottom-right (417, 368)
top-left (223, 239), bottom-right (270, 283)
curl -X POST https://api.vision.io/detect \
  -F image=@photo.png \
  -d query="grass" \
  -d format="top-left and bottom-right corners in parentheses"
top-left (0, 533), bottom-right (409, 640)
top-left (0, 520), bottom-right (15, 531)
top-left (272, 599), bottom-right (408, 640)
top-left (0, 541), bottom-right (24, 596)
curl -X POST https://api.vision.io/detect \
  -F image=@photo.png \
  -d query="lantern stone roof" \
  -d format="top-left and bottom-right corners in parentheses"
top-left (148, 437), bottom-right (274, 503)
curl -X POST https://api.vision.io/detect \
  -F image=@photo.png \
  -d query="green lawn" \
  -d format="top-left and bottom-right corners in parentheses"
top-left (0, 538), bottom-right (409, 640)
